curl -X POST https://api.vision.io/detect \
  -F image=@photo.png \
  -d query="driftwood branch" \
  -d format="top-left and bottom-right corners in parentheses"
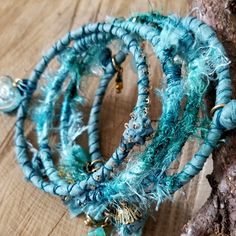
top-left (182, 0), bottom-right (236, 235)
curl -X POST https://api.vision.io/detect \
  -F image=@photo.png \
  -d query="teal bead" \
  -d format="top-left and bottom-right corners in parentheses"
top-left (88, 227), bottom-right (106, 236)
top-left (0, 76), bottom-right (22, 113)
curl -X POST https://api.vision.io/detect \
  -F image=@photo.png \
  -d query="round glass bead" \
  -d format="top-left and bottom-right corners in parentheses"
top-left (0, 76), bottom-right (22, 112)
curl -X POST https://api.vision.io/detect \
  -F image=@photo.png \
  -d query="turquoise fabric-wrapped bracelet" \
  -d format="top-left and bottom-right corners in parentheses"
top-left (0, 12), bottom-right (236, 236)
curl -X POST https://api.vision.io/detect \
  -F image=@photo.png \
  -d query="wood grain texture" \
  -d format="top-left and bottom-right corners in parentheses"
top-left (0, 1), bottom-right (212, 235)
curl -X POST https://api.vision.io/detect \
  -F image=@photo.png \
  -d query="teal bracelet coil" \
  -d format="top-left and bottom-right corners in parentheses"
top-left (0, 12), bottom-right (236, 236)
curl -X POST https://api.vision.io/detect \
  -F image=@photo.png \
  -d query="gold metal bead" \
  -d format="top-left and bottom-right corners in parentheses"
top-left (115, 81), bottom-right (123, 93)
top-left (84, 214), bottom-right (96, 226)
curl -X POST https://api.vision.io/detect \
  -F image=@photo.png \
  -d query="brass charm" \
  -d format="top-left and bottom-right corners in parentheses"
top-left (111, 56), bottom-right (123, 93)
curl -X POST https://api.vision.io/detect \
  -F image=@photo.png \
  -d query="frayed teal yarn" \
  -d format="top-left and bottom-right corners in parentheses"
top-left (1, 10), bottom-right (235, 236)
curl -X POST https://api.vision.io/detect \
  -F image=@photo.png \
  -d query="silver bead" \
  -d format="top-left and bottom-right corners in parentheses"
top-left (0, 76), bottom-right (22, 112)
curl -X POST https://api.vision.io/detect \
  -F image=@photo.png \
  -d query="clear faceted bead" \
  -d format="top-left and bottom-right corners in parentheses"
top-left (0, 76), bottom-right (22, 112)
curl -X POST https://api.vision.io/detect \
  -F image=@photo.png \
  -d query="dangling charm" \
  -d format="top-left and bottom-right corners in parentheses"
top-left (111, 56), bottom-right (123, 94)
top-left (0, 76), bottom-right (23, 113)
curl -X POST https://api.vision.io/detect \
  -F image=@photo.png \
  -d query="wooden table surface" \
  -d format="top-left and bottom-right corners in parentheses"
top-left (0, 1), bottom-right (213, 235)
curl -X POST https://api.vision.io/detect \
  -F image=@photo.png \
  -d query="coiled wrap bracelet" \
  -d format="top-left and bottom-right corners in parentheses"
top-left (0, 12), bottom-right (235, 236)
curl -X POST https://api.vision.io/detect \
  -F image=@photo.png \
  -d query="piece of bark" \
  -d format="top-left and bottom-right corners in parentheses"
top-left (182, 0), bottom-right (236, 235)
